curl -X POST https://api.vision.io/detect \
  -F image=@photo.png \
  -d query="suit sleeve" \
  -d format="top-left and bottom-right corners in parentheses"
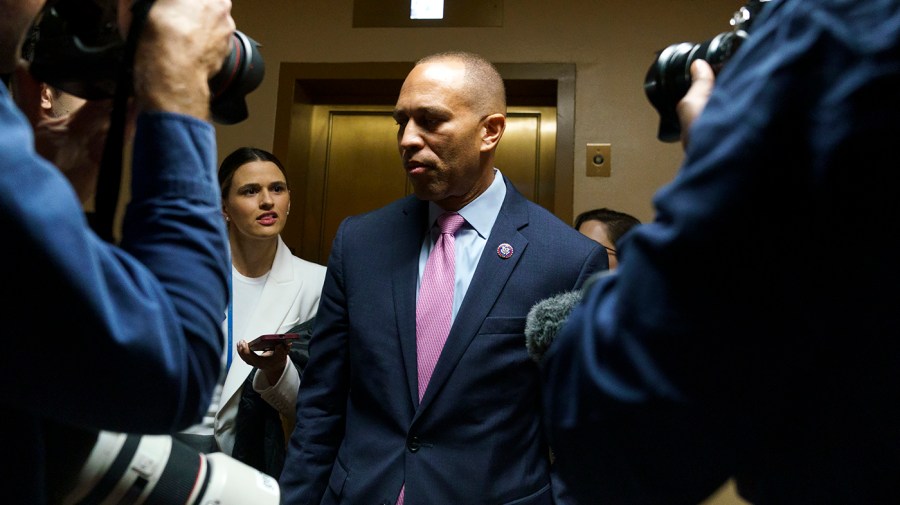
top-left (280, 220), bottom-right (351, 505)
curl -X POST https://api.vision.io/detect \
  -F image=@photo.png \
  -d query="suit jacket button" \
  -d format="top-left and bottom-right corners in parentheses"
top-left (407, 436), bottom-right (421, 452)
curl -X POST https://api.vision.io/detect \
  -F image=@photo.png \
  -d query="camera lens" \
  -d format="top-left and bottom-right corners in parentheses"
top-left (51, 432), bottom-right (280, 504)
top-left (28, 5), bottom-right (264, 125)
top-left (642, 0), bottom-right (775, 143)
top-left (644, 31), bottom-right (744, 142)
top-left (208, 31), bottom-right (265, 125)
top-left (644, 42), bottom-right (697, 142)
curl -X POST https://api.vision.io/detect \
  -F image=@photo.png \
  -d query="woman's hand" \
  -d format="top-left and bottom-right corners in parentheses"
top-left (236, 339), bottom-right (289, 386)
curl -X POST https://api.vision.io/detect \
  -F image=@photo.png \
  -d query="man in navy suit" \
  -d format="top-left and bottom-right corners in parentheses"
top-left (279, 51), bottom-right (606, 504)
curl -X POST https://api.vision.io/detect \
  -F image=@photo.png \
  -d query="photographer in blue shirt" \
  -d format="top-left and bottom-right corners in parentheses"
top-left (543, 1), bottom-right (900, 503)
top-left (0, 0), bottom-right (236, 502)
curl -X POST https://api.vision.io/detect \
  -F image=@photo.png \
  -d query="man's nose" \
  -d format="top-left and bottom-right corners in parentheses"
top-left (399, 120), bottom-right (424, 150)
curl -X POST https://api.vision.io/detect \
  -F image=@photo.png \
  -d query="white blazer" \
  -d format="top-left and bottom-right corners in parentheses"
top-left (215, 236), bottom-right (326, 454)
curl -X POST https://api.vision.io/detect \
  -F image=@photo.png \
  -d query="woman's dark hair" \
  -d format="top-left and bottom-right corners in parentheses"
top-left (218, 147), bottom-right (288, 200)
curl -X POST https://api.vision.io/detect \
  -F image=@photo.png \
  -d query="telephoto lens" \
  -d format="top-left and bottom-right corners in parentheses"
top-left (59, 431), bottom-right (281, 504)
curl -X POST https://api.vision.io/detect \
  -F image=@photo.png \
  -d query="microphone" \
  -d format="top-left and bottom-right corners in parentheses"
top-left (524, 270), bottom-right (611, 364)
top-left (525, 290), bottom-right (583, 364)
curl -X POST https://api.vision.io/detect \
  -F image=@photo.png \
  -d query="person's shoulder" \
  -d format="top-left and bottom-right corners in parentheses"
top-left (290, 254), bottom-right (327, 276)
top-left (518, 200), bottom-right (600, 251)
top-left (343, 194), bottom-right (422, 228)
top-left (521, 199), bottom-right (577, 232)
top-left (369, 194), bottom-right (419, 215)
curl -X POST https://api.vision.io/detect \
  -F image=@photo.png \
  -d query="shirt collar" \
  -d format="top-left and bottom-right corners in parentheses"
top-left (428, 168), bottom-right (506, 239)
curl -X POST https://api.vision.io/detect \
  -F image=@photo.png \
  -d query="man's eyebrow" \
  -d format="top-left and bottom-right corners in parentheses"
top-left (419, 105), bottom-right (451, 116)
top-left (392, 106), bottom-right (453, 125)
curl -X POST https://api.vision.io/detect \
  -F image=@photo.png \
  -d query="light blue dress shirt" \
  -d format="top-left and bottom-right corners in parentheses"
top-left (417, 169), bottom-right (507, 323)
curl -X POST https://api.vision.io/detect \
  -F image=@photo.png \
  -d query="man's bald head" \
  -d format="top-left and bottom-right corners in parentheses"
top-left (415, 51), bottom-right (506, 118)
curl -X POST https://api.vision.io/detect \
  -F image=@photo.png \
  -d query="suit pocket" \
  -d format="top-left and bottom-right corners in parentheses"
top-left (478, 316), bottom-right (526, 335)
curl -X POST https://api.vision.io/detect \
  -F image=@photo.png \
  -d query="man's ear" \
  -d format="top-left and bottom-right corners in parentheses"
top-left (40, 84), bottom-right (54, 112)
top-left (480, 113), bottom-right (506, 152)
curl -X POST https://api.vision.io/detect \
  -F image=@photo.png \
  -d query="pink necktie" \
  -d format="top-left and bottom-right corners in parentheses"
top-left (397, 211), bottom-right (465, 505)
top-left (416, 211), bottom-right (465, 401)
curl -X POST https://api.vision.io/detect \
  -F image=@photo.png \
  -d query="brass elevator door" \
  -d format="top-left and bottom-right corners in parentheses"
top-left (286, 104), bottom-right (557, 264)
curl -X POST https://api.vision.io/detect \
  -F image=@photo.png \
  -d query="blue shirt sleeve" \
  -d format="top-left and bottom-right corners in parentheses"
top-left (1, 87), bottom-right (230, 434)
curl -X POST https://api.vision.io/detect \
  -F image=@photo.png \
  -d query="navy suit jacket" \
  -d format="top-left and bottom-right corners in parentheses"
top-left (280, 177), bottom-right (606, 504)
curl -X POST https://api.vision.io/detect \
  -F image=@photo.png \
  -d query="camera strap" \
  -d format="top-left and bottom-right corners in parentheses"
top-left (92, 0), bottom-right (155, 243)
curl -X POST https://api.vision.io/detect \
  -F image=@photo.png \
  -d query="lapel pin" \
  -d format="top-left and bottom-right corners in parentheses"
top-left (496, 243), bottom-right (514, 259)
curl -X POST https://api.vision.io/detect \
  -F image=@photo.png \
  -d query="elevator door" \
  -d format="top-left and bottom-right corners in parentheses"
top-left (286, 104), bottom-right (557, 264)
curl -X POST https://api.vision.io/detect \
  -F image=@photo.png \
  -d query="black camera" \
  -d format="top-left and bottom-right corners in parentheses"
top-left (644, 0), bottom-right (770, 142)
top-left (25, 0), bottom-right (264, 125)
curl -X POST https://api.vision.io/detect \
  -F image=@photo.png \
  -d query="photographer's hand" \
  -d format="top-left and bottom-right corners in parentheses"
top-left (676, 59), bottom-right (716, 149)
top-left (120, 0), bottom-right (235, 120)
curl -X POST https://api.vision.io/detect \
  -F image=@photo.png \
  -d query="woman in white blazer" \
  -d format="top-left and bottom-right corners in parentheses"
top-left (178, 147), bottom-right (326, 477)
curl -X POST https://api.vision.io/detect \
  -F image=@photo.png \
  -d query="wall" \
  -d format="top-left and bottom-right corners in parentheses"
top-left (219, 2), bottom-right (751, 504)
top-left (219, 0), bottom-right (740, 225)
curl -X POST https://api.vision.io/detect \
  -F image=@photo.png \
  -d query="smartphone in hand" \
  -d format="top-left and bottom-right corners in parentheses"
top-left (248, 333), bottom-right (300, 351)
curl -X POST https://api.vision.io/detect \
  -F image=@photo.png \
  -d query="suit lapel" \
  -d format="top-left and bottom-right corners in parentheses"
top-left (221, 237), bottom-right (299, 404)
top-left (416, 181), bottom-right (530, 413)
top-left (393, 197), bottom-right (430, 407)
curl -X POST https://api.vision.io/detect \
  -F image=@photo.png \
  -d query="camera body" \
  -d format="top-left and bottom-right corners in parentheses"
top-left (26, 0), bottom-right (264, 125)
top-left (644, 0), bottom-right (770, 142)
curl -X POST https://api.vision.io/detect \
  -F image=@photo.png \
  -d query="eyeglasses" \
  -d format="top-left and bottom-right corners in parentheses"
top-left (601, 244), bottom-right (617, 256)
